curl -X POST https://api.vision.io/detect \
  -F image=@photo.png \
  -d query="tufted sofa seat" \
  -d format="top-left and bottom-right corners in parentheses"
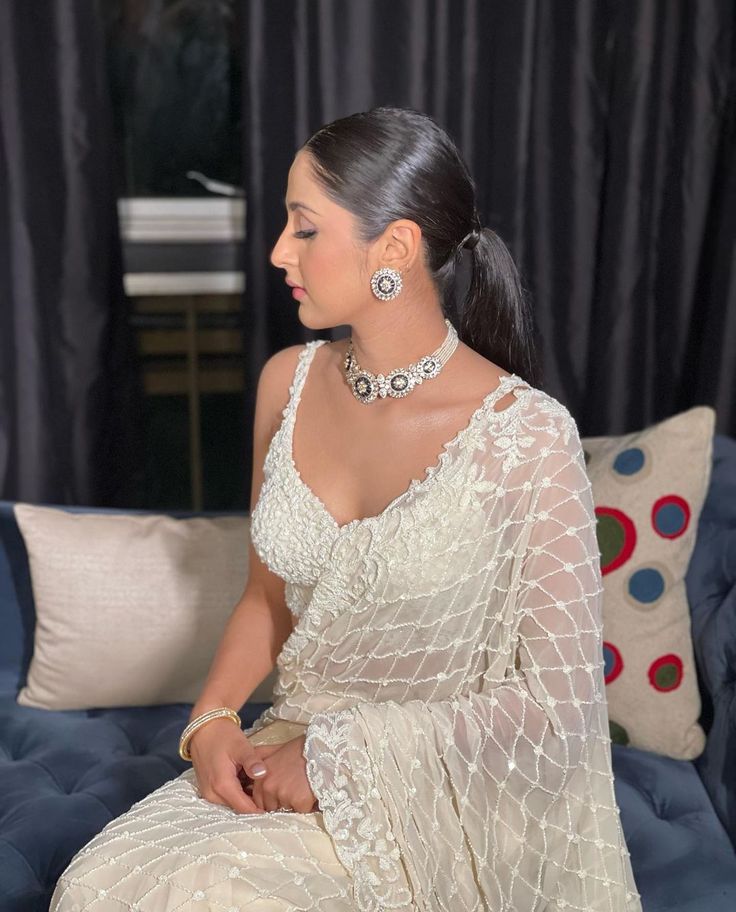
top-left (0, 693), bottom-right (270, 910)
top-left (1, 437), bottom-right (736, 911)
top-left (1, 697), bottom-right (189, 906)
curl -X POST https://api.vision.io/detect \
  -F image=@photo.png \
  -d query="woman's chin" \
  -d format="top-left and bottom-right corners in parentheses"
top-left (297, 305), bottom-right (341, 333)
top-left (296, 301), bottom-right (321, 329)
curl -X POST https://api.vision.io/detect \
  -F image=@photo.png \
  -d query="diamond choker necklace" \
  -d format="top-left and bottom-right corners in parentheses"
top-left (343, 318), bottom-right (459, 404)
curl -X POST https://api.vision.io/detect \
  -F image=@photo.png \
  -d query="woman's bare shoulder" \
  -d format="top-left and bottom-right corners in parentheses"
top-left (255, 343), bottom-right (308, 438)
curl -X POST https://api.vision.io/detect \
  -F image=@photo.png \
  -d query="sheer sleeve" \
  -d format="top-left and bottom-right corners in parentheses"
top-left (302, 413), bottom-right (641, 912)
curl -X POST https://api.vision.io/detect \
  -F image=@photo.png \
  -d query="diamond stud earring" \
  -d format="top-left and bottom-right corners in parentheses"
top-left (370, 266), bottom-right (403, 301)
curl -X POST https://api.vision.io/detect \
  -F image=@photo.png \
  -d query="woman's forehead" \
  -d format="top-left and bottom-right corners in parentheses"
top-left (286, 158), bottom-right (324, 210)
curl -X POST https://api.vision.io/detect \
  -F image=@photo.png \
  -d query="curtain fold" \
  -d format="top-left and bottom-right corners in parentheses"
top-left (0, 0), bottom-right (143, 506)
top-left (242, 0), bottom-right (735, 492)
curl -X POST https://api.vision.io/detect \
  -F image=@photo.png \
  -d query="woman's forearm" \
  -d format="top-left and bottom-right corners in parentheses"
top-left (189, 584), bottom-right (291, 721)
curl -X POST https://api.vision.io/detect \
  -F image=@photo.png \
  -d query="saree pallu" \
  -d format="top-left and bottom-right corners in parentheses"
top-left (51, 340), bottom-right (642, 912)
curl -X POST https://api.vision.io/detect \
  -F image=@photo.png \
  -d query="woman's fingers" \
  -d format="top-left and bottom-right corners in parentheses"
top-left (237, 733), bottom-right (285, 779)
top-left (250, 776), bottom-right (265, 810)
top-left (240, 738), bottom-right (311, 813)
top-left (243, 741), bottom-right (282, 809)
top-left (251, 743), bottom-right (284, 759)
top-left (197, 758), bottom-right (264, 815)
top-left (262, 786), bottom-right (282, 812)
top-left (215, 776), bottom-right (263, 815)
top-left (244, 742), bottom-right (284, 784)
top-left (242, 744), bottom-right (269, 780)
top-left (250, 775), bottom-right (289, 812)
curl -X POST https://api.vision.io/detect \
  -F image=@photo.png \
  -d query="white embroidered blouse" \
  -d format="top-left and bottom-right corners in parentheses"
top-left (249, 339), bottom-right (642, 912)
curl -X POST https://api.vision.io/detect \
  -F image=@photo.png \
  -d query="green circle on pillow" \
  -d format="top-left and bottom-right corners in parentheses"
top-left (654, 662), bottom-right (680, 690)
top-left (609, 720), bottom-right (629, 746)
top-left (597, 514), bottom-right (625, 565)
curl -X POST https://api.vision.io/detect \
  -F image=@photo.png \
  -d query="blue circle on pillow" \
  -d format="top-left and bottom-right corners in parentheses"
top-left (654, 502), bottom-right (687, 536)
top-left (603, 644), bottom-right (616, 677)
top-left (613, 447), bottom-right (645, 475)
top-left (603, 641), bottom-right (623, 683)
top-left (628, 567), bottom-right (665, 603)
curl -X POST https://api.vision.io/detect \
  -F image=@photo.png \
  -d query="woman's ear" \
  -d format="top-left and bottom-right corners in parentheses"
top-left (381, 219), bottom-right (422, 272)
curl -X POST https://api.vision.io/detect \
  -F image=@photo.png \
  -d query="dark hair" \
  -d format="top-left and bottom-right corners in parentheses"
top-left (301, 106), bottom-right (543, 387)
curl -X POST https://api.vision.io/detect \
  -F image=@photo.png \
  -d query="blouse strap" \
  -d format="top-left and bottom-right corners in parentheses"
top-left (282, 339), bottom-right (328, 429)
top-left (485, 373), bottom-right (532, 411)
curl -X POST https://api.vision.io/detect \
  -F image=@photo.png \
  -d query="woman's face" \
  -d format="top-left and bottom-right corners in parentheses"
top-left (270, 150), bottom-right (374, 330)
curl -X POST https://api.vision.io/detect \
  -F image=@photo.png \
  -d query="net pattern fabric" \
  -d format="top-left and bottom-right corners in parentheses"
top-left (51, 339), bottom-right (642, 912)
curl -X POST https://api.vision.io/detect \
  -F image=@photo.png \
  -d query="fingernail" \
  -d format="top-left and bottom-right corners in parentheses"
top-left (250, 762), bottom-right (267, 777)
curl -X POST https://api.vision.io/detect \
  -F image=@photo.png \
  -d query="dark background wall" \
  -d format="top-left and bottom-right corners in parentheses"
top-left (1, 0), bottom-right (734, 509)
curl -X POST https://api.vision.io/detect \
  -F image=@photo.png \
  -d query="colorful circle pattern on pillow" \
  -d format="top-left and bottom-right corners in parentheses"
top-left (586, 444), bottom-right (692, 714)
top-left (582, 406), bottom-right (713, 759)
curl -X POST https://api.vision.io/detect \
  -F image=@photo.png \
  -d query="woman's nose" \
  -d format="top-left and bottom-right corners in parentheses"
top-left (270, 228), bottom-right (292, 269)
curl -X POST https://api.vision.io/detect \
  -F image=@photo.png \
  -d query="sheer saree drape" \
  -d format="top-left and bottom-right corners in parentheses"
top-left (246, 341), bottom-right (642, 911)
top-left (51, 340), bottom-right (641, 911)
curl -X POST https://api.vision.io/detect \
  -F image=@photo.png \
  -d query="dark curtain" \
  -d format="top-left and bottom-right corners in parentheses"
top-left (0, 0), bottom-right (143, 506)
top-left (242, 0), bottom-right (735, 491)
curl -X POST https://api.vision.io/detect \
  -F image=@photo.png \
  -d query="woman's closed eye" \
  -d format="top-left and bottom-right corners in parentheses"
top-left (294, 230), bottom-right (316, 239)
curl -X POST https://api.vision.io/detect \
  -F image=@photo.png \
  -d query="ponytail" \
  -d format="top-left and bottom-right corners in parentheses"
top-left (457, 228), bottom-right (543, 388)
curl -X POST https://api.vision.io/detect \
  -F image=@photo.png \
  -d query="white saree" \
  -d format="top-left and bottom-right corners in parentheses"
top-left (51, 339), bottom-right (642, 912)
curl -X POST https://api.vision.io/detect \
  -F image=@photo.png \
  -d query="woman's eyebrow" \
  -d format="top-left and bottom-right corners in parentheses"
top-left (285, 199), bottom-right (321, 216)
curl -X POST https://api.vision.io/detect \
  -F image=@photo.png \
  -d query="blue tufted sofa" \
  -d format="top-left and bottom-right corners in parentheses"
top-left (1, 436), bottom-right (736, 911)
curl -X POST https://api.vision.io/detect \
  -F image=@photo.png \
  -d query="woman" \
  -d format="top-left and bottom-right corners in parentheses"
top-left (51, 107), bottom-right (642, 911)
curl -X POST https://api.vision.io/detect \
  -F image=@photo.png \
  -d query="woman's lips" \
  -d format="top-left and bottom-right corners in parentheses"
top-left (292, 287), bottom-right (306, 299)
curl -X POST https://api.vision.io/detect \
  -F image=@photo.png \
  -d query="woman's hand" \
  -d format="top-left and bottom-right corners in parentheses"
top-left (246, 735), bottom-right (319, 813)
top-left (189, 718), bottom-right (270, 814)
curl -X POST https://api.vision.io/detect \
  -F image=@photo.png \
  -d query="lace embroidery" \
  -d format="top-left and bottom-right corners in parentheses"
top-left (250, 338), bottom-right (533, 616)
top-left (304, 708), bottom-right (412, 911)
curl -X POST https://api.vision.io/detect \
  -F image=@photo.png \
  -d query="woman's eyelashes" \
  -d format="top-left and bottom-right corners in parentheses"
top-left (294, 230), bottom-right (316, 239)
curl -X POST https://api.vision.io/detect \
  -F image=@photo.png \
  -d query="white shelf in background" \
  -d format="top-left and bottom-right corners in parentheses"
top-left (118, 197), bottom-right (245, 243)
top-left (124, 272), bottom-right (244, 297)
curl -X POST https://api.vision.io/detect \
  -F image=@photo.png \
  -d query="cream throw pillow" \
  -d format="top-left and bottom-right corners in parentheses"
top-left (14, 504), bottom-right (276, 710)
top-left (581, 405), bottom-right (715, 760)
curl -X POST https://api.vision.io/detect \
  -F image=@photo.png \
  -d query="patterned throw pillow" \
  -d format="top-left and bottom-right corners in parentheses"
top-left (581, 405), bottom-right (715, 760)
top-left (13, 505), bottom-right (276, 710)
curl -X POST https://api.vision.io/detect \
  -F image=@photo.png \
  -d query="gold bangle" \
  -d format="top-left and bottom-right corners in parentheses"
top-left (178, 707), bottom-right (241, 761)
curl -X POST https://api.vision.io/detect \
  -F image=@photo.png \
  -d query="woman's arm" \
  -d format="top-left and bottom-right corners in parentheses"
top-left (189, 346), bottom-right (304, 724)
